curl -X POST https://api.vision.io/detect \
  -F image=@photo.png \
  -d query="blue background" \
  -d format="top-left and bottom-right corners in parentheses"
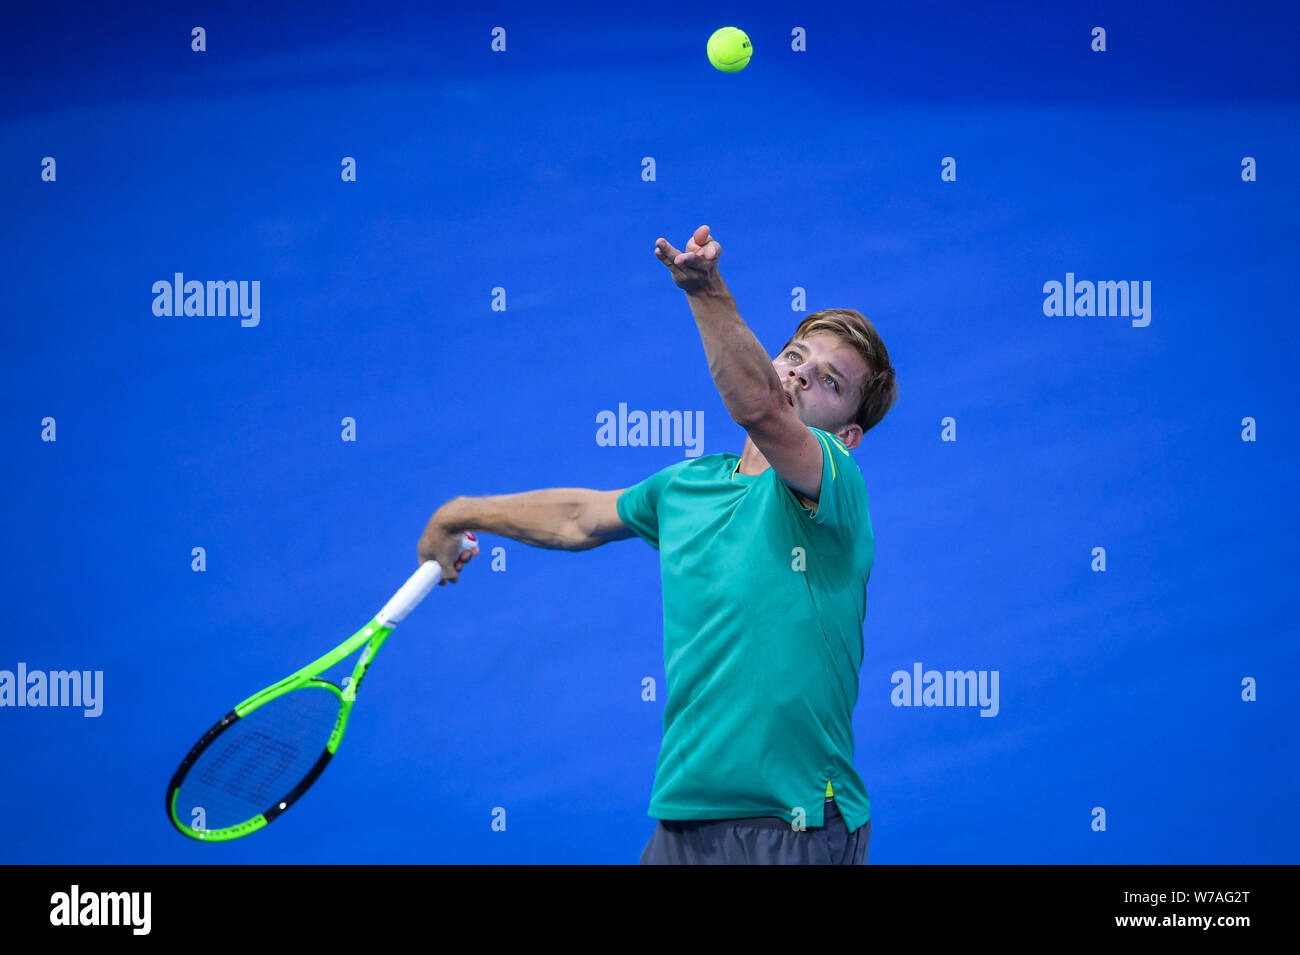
top-left (1, 0), bottom-right (1297, 863)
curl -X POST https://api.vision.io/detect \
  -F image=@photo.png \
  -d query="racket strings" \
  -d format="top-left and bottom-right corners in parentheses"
top-left (175, 687), bottom-right (342, 832)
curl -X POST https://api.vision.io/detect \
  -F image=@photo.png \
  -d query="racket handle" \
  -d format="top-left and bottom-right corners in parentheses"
top-left (376, 532), bottom-right (478, 627)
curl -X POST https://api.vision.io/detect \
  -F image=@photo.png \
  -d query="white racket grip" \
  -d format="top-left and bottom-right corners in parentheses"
top-left (376, 532), bottom-right (478, 628)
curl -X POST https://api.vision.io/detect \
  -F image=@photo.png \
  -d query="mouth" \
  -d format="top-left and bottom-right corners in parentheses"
top-left (783, 389), bottom-right (795, 407)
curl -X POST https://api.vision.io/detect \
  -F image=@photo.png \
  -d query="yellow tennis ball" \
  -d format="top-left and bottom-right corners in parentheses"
top-left (707, 26), bottom-right (751, 73)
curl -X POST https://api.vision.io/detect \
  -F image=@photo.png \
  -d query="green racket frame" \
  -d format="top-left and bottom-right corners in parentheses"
top-left (166, 617), bottom-right (392, 841)
top-left (165, 533), bottom-right (477, 842)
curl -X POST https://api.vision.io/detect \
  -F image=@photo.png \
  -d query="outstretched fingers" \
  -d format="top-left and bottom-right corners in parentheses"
top-left (655, 237), bottom-right (682, 262)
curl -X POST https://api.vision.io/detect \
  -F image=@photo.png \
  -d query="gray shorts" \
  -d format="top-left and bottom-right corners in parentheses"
top-left (639, 798), bottom-right (871, 865)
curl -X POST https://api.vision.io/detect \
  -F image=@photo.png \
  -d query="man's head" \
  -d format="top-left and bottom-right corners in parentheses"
top-left (774, 309), bottom-right (898, 451)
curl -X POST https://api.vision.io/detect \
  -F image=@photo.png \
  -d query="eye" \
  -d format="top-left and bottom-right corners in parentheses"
top-left (785, 351), bottom-right (800, 362)
top-left (825, 375), bottom-right (839, 392)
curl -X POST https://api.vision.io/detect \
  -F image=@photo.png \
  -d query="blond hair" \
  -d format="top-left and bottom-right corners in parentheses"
top-left (780, 308), bottom-right (898, 436)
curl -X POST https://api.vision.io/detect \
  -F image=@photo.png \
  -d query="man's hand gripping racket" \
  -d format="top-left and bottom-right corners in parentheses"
top-left (164, 532), bottom-right (479, 841)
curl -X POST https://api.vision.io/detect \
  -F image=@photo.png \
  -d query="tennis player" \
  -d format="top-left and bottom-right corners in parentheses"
top-left (418, 224), bottom-right (897, 864)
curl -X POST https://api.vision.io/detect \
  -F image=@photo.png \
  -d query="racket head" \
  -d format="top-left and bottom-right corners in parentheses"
top-left (165, 681), bottom-right (349, 842)
top-left (165, 539), bottom-right (475, 843)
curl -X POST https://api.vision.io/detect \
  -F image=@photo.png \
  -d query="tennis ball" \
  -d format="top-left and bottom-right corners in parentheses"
top-left (707, 26), bottom-right (751, 73)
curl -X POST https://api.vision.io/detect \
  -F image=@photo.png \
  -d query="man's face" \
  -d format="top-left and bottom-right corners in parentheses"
top-left (772, 330), bottom-right (868, 447)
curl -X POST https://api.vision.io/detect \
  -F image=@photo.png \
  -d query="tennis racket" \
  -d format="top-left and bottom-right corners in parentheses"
top-left (165, 532), bottom-right (478, 842)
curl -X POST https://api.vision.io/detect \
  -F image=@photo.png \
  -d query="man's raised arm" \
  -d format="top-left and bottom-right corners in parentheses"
top-left (654, 225), bottom-right (783, 427)
top-left (654, 224), bottom-right (826, 503)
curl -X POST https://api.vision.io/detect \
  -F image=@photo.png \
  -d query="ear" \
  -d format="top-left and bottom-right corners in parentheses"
top-left (835, 422), bottom-right (864, 451)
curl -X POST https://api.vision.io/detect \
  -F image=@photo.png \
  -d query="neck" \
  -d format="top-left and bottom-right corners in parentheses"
top-left (737, 435), bottom-right (770, 476)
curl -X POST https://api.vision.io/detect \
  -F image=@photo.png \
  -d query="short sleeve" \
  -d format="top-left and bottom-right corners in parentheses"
top-left (615, 459), bottom-right (694, 550)
top-left (782, 427), bottom-right (867, 537)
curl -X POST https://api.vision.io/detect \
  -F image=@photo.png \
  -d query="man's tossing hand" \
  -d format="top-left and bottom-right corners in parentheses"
top-left (654, 224), bottom-right (722, 294)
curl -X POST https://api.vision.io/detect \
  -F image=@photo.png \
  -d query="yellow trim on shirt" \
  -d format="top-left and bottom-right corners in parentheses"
top-left (813, 430), bottom-right (838, 481)
top-left (826, 780), bottom-right (834, 798)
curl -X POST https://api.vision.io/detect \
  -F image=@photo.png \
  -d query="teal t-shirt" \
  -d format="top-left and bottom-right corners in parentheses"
top-left (616, 427), bottom-right (874, 833)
